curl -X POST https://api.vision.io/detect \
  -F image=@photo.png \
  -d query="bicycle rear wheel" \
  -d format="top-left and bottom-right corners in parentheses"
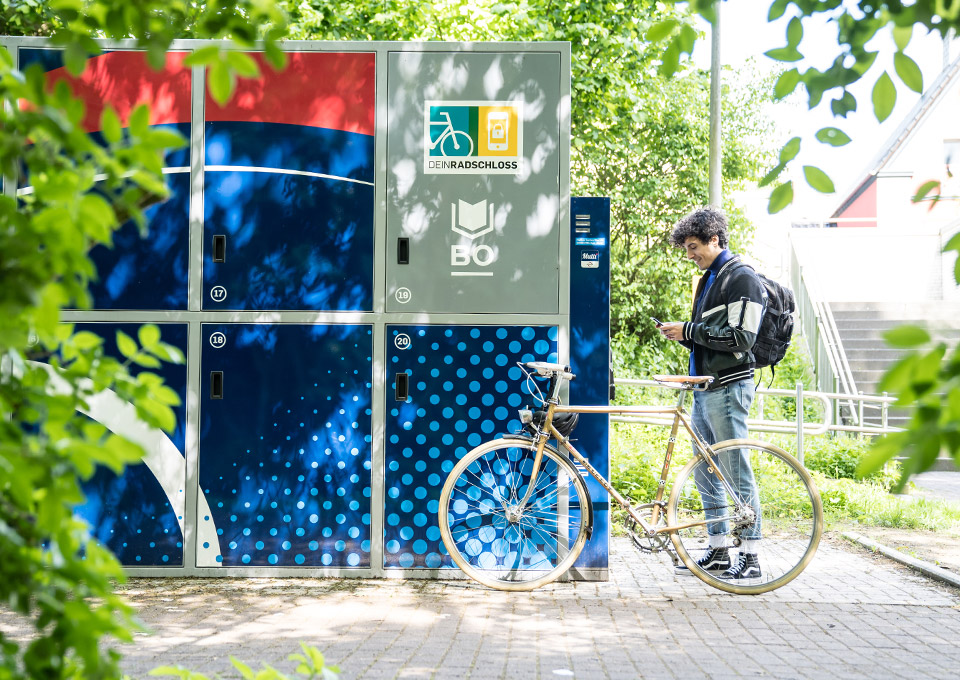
top-left (438, 437), bottom-right (590, 591)
top-left (667, 439), bottom-right (823, 595)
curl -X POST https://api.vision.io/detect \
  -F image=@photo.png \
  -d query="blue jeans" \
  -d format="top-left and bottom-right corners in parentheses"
top-left (690, 379), bottom-right (762, 540)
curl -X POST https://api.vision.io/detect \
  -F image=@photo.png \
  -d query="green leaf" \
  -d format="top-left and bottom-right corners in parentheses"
top-left (858, 432), bottom-right (906, 478)
top-left (79, 194), bottom-right (117, 243)
top-left (944, 230), bottom-right (960, 253)
top-left (208, 58), bottom-right (234, 107)
top-left (773, 69), bottom-right (800, 100)
top-left (831, 91), bottom-right (857, 117)
top-left (230, 656), bottom-right (256, 680)
top-left (879, 354), bottom-right (919, 395)
top-left (64, 41), bottom-right (87, 76)
top-left (768, 0), bottom-right (790, 21)
top-left (226, 51), bottom-right (260, 78)
top-left (802, 166), bottom-right (835, 193)
top-left (768, 181), bottom-right (794, 214)
top-left (645, 19), bottom-right (678, 43)
top-left (129, 103), bottom-right (150, 137)
top-left (116, 330), bottom-right (138, 359)
top-left (786, 17), bottom-right (803, 47)
top-left (871, 71), bottom-right (896, 123)
top-left (658, 42), bottom-right (680, 78)
top-left (150, 342), bottom-right (186, 364)
top-left (894, 52), bottom-right (923, 93)
top-left (263, 35), bottom-right (288, 71)
top-left (182, 45), bottom-right (222, 68)
top-left (130, 353), bottom-right (162, 369)
top-left (814, 127), bottom-right (851, 147)
top-left (764, 47), bottom-right (803, 63)
top-left (72, 331), bottom-right (103, 350)
top-left (138, 324), bottom-right (161, 348)
top-left (892, 25), bottom-right (913, 52)
top-left (779, 137), bottom-right (801, 163)
top-left (913, 180), bottom-right (941, 203)
top-left (758, 162), bottom-right (785, 188)
top-left (101, 105), bottom-right (123, 144)
top-left (142, 128), bottom-right (188, 150)
top-left (883, 324), bottom-right (931, 348)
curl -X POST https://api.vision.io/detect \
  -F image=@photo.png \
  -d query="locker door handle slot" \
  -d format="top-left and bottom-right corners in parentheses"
top-left (395, 373), bottom-right (409, 401)
top-left (397, 237), bottom-right (409, 264)
top-left (213, 234), bottom-right (226, 262)
top-left (210, 371), bottom-right (223, 399)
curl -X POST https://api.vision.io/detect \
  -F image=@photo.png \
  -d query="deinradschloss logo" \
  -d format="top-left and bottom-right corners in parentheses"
top-left (423, 101), bottom-right (523, 175)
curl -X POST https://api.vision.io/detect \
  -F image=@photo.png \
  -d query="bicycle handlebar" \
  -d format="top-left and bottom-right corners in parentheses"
top-left (523, 361), bottom-right (576, 382)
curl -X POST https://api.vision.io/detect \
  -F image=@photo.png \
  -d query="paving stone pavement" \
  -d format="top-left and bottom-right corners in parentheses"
top-left (5, 537), bottom-right (960, 679)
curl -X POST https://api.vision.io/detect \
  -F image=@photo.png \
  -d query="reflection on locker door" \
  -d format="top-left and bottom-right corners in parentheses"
top-left (198, 323), bottom-right (373, 567)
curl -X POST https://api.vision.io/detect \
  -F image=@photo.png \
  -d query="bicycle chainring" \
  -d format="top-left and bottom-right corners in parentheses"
top-left (624, 505), bottom-right (671, 553)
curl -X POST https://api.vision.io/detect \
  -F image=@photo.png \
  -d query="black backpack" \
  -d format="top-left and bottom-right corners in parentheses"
top-left (722, 264), bottom-right (796, 374)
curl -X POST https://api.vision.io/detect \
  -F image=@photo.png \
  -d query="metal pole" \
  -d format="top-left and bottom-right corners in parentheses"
top-left (858, 390), bottom-right (865, 439)
top-left (708, 1), bottom-right (722, 207)
top-left (796, 380), bottom-right (804, 465)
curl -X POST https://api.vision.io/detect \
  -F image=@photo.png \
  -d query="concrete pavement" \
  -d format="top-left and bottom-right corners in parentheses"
top-left (93, 536), bottom-right (960, 679)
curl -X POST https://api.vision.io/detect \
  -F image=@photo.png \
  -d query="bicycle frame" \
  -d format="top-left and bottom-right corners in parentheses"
top-left (520, 386), bottom-right (745, 539)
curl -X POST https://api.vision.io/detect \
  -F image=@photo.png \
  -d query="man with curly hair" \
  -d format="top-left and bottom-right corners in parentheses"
top-left (658, 206), bottom-right (766, 581)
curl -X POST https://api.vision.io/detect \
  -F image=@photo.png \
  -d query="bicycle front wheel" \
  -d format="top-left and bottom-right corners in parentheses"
top-left (667, 439), bottom-right (823, 595)
top-left (438, 437), bottom-right (590, 591)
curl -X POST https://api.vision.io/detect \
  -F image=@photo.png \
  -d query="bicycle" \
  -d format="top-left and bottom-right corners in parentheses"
top-left (438, 361), bottom-right (823, 595)
top-left (428, 111), bottom-right (475, 157)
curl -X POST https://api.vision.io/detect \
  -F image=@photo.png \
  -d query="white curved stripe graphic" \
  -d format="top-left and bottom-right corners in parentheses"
top-left (27, 361), bottom-right (222, 565)
top-left (204, 164), bottom-right (375, 187)
top-left (16, 167), bottom-right (191, 196)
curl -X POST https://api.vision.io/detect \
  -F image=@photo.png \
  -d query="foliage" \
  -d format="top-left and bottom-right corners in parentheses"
top-left (803, 435), bottom-right (900, 489)
top-left (147, 642), bottom-right (340, 680)
top-left (659, 1), bottom-right (960, 212)
top-left (282, 0), bottom-right (774, 353)
top-left (0, 2), bottom-right (289, 679)
top-left (859, 321), bottom-right (960, 490)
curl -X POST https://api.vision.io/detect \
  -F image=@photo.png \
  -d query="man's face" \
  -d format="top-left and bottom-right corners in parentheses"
top-left (683, 235), bottom-right (723, 271)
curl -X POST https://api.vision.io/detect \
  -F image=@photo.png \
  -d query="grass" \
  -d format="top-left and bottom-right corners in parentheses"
top-left (609, 423), bottom-right (960, 535)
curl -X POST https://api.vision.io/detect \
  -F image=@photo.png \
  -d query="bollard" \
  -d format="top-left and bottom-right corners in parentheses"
top-left (796, 380), bottom-right (804, 465)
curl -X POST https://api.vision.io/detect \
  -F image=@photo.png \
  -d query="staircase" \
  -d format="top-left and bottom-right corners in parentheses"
top-left (829, 302), bottom-right (960, 430)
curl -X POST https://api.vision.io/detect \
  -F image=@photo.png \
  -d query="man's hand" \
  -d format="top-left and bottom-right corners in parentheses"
top-left (659, 322), bottom-right (684, 341)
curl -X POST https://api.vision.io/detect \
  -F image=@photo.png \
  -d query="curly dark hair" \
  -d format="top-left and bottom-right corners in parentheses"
top-left (669, 206), bottom-right (729, 249)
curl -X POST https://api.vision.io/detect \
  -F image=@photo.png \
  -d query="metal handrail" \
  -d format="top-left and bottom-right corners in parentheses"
top-left (789, 234), bottom-right (861, 425)
top-left (611, 378), bottom-right (901, 463)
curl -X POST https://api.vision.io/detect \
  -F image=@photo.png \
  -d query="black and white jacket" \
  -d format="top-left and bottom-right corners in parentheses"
top-left (680, 254), bottom-right (766, 387)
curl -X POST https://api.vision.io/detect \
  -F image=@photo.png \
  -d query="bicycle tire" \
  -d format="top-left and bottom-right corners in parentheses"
top-left (666, 438), bottom-right (823, 595)
top-left (438, 437), bottom-right (591, 591)
top-left (440, 130), bottom-right (474, 157)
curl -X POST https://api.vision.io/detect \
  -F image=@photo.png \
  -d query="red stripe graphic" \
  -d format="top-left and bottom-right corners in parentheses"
top-left (40, 51), bottom-right (191, 133)
top-left (204, 52), bottom-right (375, 136)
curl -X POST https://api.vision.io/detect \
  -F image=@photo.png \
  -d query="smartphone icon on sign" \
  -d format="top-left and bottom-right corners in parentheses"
top-left (487, 112), bottom-right (509, 151)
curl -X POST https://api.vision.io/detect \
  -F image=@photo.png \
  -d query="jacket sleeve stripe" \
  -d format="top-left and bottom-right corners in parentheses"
top-left (728, 300), bottom-right (764, 333)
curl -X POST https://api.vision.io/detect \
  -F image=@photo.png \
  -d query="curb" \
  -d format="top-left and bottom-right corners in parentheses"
top-left (842, 531), bottom-right (960, 590)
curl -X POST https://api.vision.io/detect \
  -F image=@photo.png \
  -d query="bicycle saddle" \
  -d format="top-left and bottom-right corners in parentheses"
top-left (653, 375), bottom-right (714, 387)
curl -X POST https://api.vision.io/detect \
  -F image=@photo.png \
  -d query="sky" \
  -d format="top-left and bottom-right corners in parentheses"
top-left (689, 0), bottom-right (954, 266)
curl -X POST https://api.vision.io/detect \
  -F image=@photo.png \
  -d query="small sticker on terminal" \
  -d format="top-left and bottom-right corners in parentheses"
top-left (575, 237), bottom-right (606, 247)
top-left (581, 250), bottom-right (600, 268)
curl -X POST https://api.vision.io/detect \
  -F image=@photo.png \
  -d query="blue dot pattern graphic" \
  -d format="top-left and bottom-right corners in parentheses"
top-left (200, 324), bottom-right (372, 567)
top-left (384, 325), bottom-right (558, 569)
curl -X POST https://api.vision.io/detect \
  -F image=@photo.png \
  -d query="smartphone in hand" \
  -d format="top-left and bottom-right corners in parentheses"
top-left (651, 317), bottom-right (663, 327)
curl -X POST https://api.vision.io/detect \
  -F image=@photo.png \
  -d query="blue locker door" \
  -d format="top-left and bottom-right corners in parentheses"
top-left (383, 325), bottom-right (558, 569)
top-left (73, 323), bottom-right (189, 566)
top-left (198, 324), bottom-right (373, 567)
top-left (570, 197), bottom-right (611, 570)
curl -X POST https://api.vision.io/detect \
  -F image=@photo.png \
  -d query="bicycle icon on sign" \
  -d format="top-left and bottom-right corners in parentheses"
top-left (428, 111), bottom-right (474, 157)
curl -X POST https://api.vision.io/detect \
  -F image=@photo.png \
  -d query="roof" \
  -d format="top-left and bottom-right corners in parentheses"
top-left (831, 52), bottom-right (960, 218)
